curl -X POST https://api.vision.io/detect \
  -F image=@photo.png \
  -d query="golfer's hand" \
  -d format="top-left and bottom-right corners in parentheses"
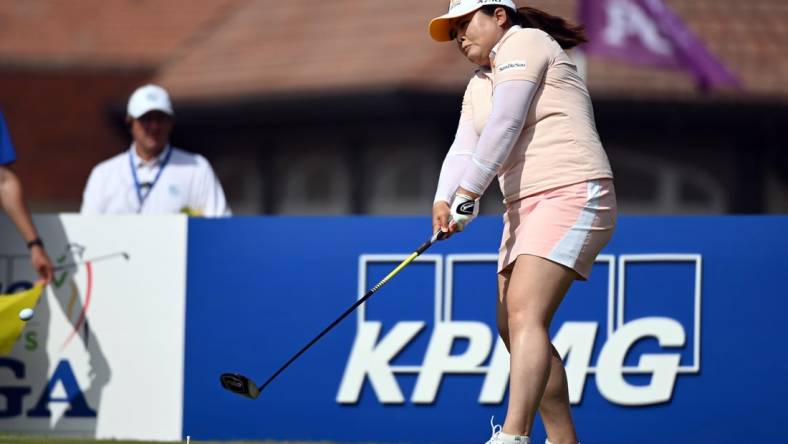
top-left (432, 201), bottom-right (454, 237)
top-left (449, 193), bottom-right (480, 232)
top-left (30, 245), bottom-right (53, 284)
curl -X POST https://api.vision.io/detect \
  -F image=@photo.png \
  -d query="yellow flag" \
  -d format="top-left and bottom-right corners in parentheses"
top-left (0, 283), bottom-right (43, 355)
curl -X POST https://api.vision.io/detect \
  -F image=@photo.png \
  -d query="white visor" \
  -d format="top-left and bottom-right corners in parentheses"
top-left (428, 0), bottom-right (517, 42)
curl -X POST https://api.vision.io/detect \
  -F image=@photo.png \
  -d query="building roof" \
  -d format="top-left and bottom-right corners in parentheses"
top-left (0, 0), bottom-right (237, 69)
top-left (0, 0), bottom-right (786, 99)
top-left (155, 0), bottom-right (469, 99)
top-left (585, 0), bottom-right (788, 98)
top-left (153, 0), bottom-right (788, 101)
top-left (152, 0), bottom-right (788, 99)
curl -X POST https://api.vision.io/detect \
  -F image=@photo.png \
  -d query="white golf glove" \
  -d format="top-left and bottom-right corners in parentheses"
top-left (449, 193), bottom-right (480, 232)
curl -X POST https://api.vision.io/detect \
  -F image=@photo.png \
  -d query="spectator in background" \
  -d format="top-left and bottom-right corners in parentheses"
top-left (81, 84), bottom-right (230, 216)
top-left (0, 110), bottom-right (54, 283)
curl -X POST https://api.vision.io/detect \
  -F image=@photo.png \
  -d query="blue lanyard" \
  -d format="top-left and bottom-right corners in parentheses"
top-left (128, 146), bottom-right (173, 212)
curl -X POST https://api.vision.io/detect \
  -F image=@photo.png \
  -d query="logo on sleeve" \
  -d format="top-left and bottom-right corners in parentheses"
top-left (497, 60), bottom-right (528, 72)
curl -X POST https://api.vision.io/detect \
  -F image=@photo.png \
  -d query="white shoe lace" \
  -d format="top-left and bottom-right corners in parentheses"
top-left (485, 416), bottom-right (503, 444)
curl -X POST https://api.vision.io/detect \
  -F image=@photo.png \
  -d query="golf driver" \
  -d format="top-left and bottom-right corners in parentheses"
top-left (220, 230), bottom-right (448, 399)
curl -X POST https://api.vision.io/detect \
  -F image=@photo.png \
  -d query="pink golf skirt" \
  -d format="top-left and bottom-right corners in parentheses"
top-left (498, 179), bottom-right (617, 280)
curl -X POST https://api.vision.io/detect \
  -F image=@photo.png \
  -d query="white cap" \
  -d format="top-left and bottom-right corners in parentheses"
top-left (428, 0), bottom-right (518, 42)
top-left (127, 84), bottom-right (174, 119)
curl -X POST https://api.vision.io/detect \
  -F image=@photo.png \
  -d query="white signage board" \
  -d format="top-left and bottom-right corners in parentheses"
top-left (0, 214), bottom-right (188, 441)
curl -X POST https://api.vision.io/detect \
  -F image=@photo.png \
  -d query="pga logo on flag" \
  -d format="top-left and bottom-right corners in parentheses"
top-left (337, 253), bottom-right (702, 407)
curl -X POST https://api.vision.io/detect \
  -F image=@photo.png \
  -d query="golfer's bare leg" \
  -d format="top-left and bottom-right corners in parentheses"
top-left (495, 255), bottom-right (578, 442)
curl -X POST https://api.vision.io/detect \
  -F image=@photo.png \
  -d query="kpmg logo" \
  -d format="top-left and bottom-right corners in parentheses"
top-left (338, 253), bottom-right (702, 407)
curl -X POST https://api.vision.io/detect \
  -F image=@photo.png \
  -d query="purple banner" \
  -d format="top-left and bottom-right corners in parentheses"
top-left (581, 0), bottom-right (741, 90)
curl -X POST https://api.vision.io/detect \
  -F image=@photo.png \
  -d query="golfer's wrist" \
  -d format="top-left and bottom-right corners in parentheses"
top-left (26, 238), bottom-right (44, 250)
top-left (455, 187), bottom-right (480, 200)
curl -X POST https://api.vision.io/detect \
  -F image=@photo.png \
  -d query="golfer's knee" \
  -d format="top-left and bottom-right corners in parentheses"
top-left (508, 309), bottom-right (548, 335)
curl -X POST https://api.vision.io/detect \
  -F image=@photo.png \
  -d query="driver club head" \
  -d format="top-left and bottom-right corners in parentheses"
top-left (220, 373), bottom-right (261, 399)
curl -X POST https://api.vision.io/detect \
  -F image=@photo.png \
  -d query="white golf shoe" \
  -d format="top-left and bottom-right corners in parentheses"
top-left (484, 417), bottom-right (531, 444)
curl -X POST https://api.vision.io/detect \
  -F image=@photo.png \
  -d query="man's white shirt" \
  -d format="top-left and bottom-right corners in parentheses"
top-left (81, 145), bottom-right (231, 216)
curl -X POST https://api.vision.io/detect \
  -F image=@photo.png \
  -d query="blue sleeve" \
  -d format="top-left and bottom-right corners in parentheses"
top-left (0, 110), bottom-right (18, 165)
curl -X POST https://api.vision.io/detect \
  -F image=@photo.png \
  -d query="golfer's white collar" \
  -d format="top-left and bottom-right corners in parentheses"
top-left (490, 25), bottom-right (523, 61)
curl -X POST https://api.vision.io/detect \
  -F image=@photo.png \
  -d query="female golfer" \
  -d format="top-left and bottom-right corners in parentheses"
top-left (429, 2), bottom-right (616, 444)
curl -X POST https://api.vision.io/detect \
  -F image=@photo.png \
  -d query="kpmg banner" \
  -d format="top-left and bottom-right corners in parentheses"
top-left (185, 216), bottom-right (788, 444)
top-left (0, 215), bottom-right (188, 441)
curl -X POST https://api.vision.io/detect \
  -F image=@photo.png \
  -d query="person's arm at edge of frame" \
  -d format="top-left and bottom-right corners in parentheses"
top-left (0, 165), bottom-right (53, 283)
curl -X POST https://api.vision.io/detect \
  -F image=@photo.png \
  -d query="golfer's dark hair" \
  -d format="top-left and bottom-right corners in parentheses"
top-left (479, 5), bottom-right (588, 50)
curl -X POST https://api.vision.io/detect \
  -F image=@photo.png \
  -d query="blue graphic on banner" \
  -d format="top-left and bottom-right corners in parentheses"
top-left (183, 216), bottom-right (788, 444)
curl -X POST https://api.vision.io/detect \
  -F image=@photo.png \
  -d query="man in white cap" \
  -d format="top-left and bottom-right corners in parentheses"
top-left (81, 84), bottom-right (230, 216)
